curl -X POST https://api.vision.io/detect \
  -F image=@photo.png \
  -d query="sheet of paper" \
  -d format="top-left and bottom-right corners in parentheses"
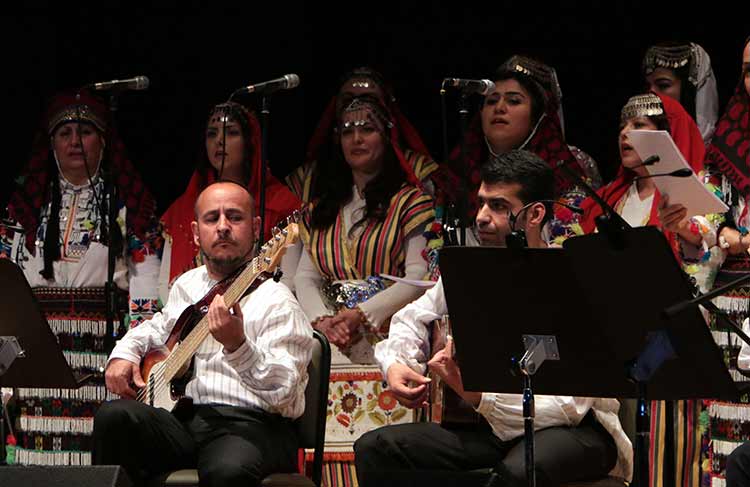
top-left (380, 273), bottom-right (437, 288)
top-left (628, 130), bottom-right (728, 216)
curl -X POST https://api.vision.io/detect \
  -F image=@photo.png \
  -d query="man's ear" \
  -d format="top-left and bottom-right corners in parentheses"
top-left (526, 202), bottom-right (547, 229)
top-left (191, 221), bottom-right (200, 247)
top-left (253, 216), bottom-right (261, 243)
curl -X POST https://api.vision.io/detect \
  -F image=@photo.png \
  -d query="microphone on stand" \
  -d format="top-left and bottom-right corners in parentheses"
top-left (631, 154), bottom-right (661, 168)
top-left (442, 78), bottom-right (495, 96)
top-left (231, 74), bottom-right (300, 97)
top-left (89, 76), bottom-right (150, 91)
top-left (555, 160), bottom-right (632, 235)
top-left (633, 168), bottom-right (693, 181)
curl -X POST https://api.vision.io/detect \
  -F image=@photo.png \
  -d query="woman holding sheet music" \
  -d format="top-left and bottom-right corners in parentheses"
top-left (579, 91), bottom-right (722, 487)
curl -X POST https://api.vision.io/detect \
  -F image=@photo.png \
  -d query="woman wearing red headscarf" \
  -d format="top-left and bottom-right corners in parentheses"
top-left (578, 92), bottom-right (722, 487)
top-left (1, 91), bottom-right (162, 465)
top-left (578, 92), bottom-right (715, 261)
top-left (439, 55), bottom-right (602, 259)
top-left (292, 95), bottom-right (435, 484)
top-left (702, 36), bottom-right (750, 487)
top-left (289, 66), bottom-right (440, 196)
top-left (287, 67), bottom-right (449, 280)
top-left (159, 101), bottom-right (301, 296)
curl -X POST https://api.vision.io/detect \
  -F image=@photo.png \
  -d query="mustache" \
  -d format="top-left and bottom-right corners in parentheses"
top-left (212, 237), bottom-right (236, 247)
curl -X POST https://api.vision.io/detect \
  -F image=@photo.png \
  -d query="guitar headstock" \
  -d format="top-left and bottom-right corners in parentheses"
top-left (257, 211), bottom-right (300, 273)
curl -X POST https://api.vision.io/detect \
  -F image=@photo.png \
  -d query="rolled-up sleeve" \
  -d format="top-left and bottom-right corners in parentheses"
top-left (375, 277), bottom-right (446, 377)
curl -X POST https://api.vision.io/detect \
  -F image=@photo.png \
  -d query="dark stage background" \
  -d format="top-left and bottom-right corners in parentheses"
top-left (1, 8), bottom-right (747, 215)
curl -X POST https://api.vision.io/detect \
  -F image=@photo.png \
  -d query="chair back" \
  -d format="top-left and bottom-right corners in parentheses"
top-left (293, 330), bottom-right (331, 486)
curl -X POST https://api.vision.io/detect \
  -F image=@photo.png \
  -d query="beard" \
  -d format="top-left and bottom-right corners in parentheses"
top-left (200, 247), bottom-right (249, 276)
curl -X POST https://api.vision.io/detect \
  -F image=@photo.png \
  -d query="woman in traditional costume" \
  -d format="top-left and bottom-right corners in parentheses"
top-left (643, 41), bottom-right (719, 144)
top-left (1, 92), bottom-right (162, 465)
top-left (579, 92), bottom-right (722, 487)
top-left (159, 101), bottom-right (301, 296)
top-left (292, 96), bottom-right (434, 485)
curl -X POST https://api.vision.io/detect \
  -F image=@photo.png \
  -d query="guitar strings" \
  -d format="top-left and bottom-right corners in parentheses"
top-left (134, 224), bottom-right (297, 405)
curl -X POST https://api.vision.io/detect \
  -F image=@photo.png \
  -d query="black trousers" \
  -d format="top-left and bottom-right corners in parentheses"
top-left (354, 413), bottom-right (618, 487)
top-left (92, 399), bottom-right (298, 487)
top-left (727, 441), bottom-right (750, 487)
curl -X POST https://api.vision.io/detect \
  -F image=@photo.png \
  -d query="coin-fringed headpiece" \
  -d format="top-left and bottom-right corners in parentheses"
top-left (643, 43), bottom-right (699, 85)
top-left (47, 102), bottom-right (107, 135)
top-left (499, 55), bottom-right (562, 104)
top-left (621, 93), bottom-right (665, 123)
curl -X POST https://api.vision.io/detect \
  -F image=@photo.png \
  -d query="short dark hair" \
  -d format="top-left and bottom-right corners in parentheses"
top-left (480, 150), bottom-right (555, 219)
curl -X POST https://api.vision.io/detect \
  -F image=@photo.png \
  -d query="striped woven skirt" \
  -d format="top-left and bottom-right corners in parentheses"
top-left (703, 254), bottom-right (750, 487)
top-left (6, 287), bottom-right (119, 466)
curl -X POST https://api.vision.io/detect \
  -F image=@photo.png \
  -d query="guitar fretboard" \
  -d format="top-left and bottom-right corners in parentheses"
top-left (159, 228), bottom-right (292, 381)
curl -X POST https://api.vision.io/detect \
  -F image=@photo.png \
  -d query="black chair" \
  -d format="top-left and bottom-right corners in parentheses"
top-left (150, 330), bottom-right (331, 487)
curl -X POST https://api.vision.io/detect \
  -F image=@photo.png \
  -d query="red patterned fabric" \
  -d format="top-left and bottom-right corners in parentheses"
top-left (7, 91), bottom-right (157, 252)
top-left (705, 74), bottom-right (750, 194)
top-left (160, 107), bottom-right (301, 284)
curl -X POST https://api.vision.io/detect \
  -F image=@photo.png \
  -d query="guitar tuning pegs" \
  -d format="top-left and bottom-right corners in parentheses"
top-left (263, 257), bottom-right (272, 265)
top-left (281, 229), bottom-right (288, 236)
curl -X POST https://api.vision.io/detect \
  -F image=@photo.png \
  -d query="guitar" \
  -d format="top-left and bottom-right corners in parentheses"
top-left (428, 316), bottom-right (481, 425)
top-left (136, 215), bottom-right (299, 411)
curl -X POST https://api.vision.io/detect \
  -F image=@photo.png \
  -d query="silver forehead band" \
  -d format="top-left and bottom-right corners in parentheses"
top-left (620, 94), bottom-right (664, 122)
top-left (340, 118), bottom-right (393, 130)
top-left (209, 114), bottom-right (232, 123)
top-left (342, 120), bottom-right (369, 128)
top-left (350, 80), bottom-right (371, 89)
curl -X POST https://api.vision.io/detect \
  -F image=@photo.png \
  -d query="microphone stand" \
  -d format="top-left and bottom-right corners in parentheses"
top-left (104, 92), bottom-right (122, 352)
top-left (456, 92), bottom-right (471, 247)
top-left (258, 95), bottom-right (270, 247)
top-left (555, 161), bottom-right (632, 237)
top-left (664, 274), bottom-right (750, 348)
top-left (512, 335), bottom-right (559, 487)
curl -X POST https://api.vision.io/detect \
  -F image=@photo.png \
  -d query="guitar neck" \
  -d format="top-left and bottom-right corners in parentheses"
top-left (158, 220), bottom-right (298, 382)
top-left (159, 258), bottom-right (264, 382)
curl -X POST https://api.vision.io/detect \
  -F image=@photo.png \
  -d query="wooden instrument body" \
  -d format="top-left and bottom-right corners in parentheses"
top-left (428, 316), bottom-right (481, 426)
top-left (134, 216), bottom-right (300, 411)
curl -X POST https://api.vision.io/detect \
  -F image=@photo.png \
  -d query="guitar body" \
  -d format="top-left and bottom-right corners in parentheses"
top-left (138, 267), bottom-right (273, 411)
top-left (428, 317), bottom-right (481, 426)
top-left (139, 302), bottom-right (205, 410)
top-left (135, 217), bottom-right (299, 411)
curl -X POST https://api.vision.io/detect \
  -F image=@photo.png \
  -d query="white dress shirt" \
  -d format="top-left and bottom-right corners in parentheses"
top-left (110, 265), bottom-right (314, 419)
top-left (375, 277), bottom-right (633, 482)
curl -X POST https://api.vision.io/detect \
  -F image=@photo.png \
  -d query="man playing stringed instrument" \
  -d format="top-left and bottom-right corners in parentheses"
top-left (354, 150), bottom-right (632, 486)
top-left (92, 181), bottom-right (313, 487)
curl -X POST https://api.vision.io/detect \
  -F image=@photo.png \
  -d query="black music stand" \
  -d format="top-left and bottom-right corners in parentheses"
top-left (439, 228), bottom-right (737, 486)
top-left (0, 259), bottom-right (89, 464)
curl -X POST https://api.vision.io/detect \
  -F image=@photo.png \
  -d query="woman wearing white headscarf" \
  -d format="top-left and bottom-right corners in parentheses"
top-left (643, 41), bottom-right (720, 144)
